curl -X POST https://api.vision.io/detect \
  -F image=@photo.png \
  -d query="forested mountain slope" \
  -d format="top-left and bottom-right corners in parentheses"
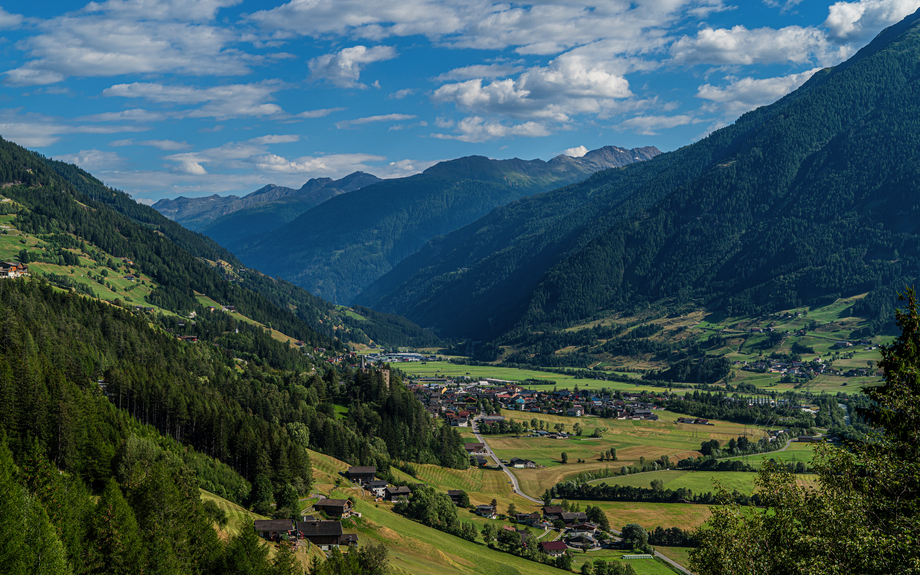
top-left (198, 171), bottom-right (381, 245)
top-left (0, 138), bottom-right (463, 573)
top-left (359, 8), bottom-right (920, 340)
top-left (43, 157), bottom-right (436, 347)
top-left (229, 146), bottom-right (660, 304)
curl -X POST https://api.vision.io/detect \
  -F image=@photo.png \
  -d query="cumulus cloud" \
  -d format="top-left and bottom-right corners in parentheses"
top-left (308, 45), bottom-right (397, 88)
top-left (248, 152), bottom-right (385, 174)
top-left (82, 0), bottom-right (242, 22)
top-left (389, 88), bottom-right (416, 99)
top-left (103, 81), bottom-right (288, 119)
top-left (824, 0), bottom-right (920, 42)
top-left (430, 116), bottom-right (550, 142)
top-left (669, 25), bottom-right (849, 66)
top-left (53, 149), bottom-right (126, 171)
top-left (696, 68), bottom-right (822, 115)
top-left (562, 145), bottom-right (588, 157)
top-left (433, 51), bottom-right (633, 123)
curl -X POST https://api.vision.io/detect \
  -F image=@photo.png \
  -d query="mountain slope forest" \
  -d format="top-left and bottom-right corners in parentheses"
top-left (45, 158), bottom-right (436, 348)
top-left (227, 146), bottom-right (660, 304)
top-left (359, 9), bottom-right (920, 344)
top-left (0, 137), bottom-right (466, 573)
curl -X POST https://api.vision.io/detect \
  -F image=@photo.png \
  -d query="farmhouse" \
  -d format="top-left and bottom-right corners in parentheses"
top-left (385, 486), bottom-right (412, 501)
top-left (295, 520), bottom-right (345, 550)
top-left (253, 519), bottom-right (292, 540)
top-left (346, 466), bottom-right (377, 484)
top-left (464, 442), bottom-right (486, 454)
top-left (366, 480), bottom-right (388, 498)
top-left (476, 504), bottom-right (496, 518)
top-left (540, 540), bottom-right (568, 556)
top-left (313, 498), bottom-right (352, 517)
top-left (509, 457), bottom-right (536, 469)
top-left (447, 490), bottom-right (466, 505)
top-left (0, 261), bottom-right (28, 278)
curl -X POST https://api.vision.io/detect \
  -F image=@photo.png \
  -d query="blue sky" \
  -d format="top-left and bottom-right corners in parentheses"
top-left (0, 0), bottom-right (917, 203)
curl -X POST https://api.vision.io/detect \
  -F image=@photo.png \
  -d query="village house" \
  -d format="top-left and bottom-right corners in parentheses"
top-left (366, 480), bottom-right (388, 498)
top-left (509, 457), bottom-right (536, 469)
top-left (476, 504), bottom-right (496, 518)
top-left (345, 466), bottom-right (377, 484)
top-left (447, 490), bottom-right (466, 505)
top-left (295, 519), bottom-right (348, 550)
top-left (313, 498), bottom-right (352, 518)
top-left (385, 485), bottom-right (412, 501)
top-left (464, 442), bottom-right (486, 454)
top-left (540, 540), bottom-right (568, 556)
top-left (253, 519), bottom-right (293, 540)
top-left (0, 261), bottom-right (28, 278)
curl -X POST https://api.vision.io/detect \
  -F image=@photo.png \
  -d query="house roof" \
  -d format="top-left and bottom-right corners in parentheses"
top-left (316, 498), bottom-right (350, 509)
top-left (296, 520), bottom-right (343, 537)
top-left (347, 466), bottom-right (377, 474)
top-left (543, 506), bottom-right (564, 515)
top-left (540, 541), bottom-right (568, 551)
top-left (254, 519), bottom-right (293, 532)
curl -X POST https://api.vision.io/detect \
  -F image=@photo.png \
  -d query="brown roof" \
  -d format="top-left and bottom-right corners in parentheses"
top-left (296, 520), bottom-right (343, 537)
top-left (543, 506), bottom-right (564, 515)
top-left (540, 541), bottom-right (568, 551)
top-left (347, 466), bottom-right (377, 474)
top-left (316, 498), bottom-right (350, 509)
top-left (254, 519), bottom-right (293, 532)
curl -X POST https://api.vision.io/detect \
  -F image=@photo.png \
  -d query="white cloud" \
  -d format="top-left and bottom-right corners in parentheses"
top-left (669, 25), bottom-right (849, 66)
top-left (103, 81), bottom-right (288, 120)
top-left (247, 1), bottom-right (717, 57)
top-left (824, 0), bottom-right (920, 42)
top-left (308, 45), bottom-right (397, 88)
top-left (431, 116), bottom-right (550, 142)
top-left (78, 108), bottom-right (166, 122)
top-left (433, 63), bottom-right (525, 82)
top-left (562, 145), bottom-right (588, 157)
top-left (335, 113), bottom-right (416, 129)
top-left (389, 88), bottom-right (416, 99)
top-left (696, 68), bottom-right (822, 115)
top-left (109, 138), bottom-right (191, 150)
top-left (174, 160), bottom-right (208, 175)
top-left (54, 149), bottom-right (126, 171)
top-left (249, 152), bottom-right (385, 174)
top-left (0, 108), bottom-right (149, 147)
top-left (4, 1), bottom-right (254, 86)
top-left (432, 50), bottom-right (633, 123)
top-left (82, 0), bottom-right (242, 22)
top-left (296, 107), bottom-right (346, 118)
top-left (0, 7), bottom-right (24, 29)
top-left (616, 114), bottom-right (700, 135)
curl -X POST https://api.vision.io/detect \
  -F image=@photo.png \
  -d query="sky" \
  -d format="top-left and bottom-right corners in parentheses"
top-left (0, 0), bottom-right (918, 204)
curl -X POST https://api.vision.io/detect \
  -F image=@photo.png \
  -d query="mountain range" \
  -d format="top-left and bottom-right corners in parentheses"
top-left (357, 8), bottom-right (920, 341)
top-left (219, 145), bottom-right (660, 303)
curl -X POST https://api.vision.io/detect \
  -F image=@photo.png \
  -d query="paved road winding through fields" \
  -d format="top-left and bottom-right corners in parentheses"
top-left (474, 415), bottom-right (694, 574)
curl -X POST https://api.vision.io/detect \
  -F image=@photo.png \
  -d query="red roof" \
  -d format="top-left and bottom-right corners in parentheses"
top-left (540, 541), bottom-right (568, 551)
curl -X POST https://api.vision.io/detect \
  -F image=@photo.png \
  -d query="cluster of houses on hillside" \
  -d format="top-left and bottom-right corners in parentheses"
top-left (253, 514), bottom-right (358, 551)
top-left (0, 261), bottom-right (28, 278)
top-left (409, 382), bottom-right (665, 422)
top-left (736, 357), bottom-right (877, 379)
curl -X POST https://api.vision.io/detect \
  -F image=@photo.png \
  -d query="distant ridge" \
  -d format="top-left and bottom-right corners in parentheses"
top-left (152, 171), bottom-right (381, 233)
top-left (228, 145), bottom-right (661, 304)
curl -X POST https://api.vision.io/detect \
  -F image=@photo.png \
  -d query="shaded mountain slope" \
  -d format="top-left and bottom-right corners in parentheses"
top-left (359, 9), bottom-right (920, 339)
top-left (230, 145), bottom-right (660, 304)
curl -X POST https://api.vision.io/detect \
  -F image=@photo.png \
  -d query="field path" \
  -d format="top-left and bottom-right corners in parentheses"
top-left (472, 416), bottom-right (542, 504)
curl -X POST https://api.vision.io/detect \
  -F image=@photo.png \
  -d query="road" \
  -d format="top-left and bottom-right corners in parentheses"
top-left (474, 415), bottom-right (694, 574)
top-left (472, 416), bottom-right (542, 504)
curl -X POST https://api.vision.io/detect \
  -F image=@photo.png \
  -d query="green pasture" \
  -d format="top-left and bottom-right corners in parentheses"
top-left (593, 469), bottom-right (819, 496)
top-left (570, 549), bottom-right (682, 574)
